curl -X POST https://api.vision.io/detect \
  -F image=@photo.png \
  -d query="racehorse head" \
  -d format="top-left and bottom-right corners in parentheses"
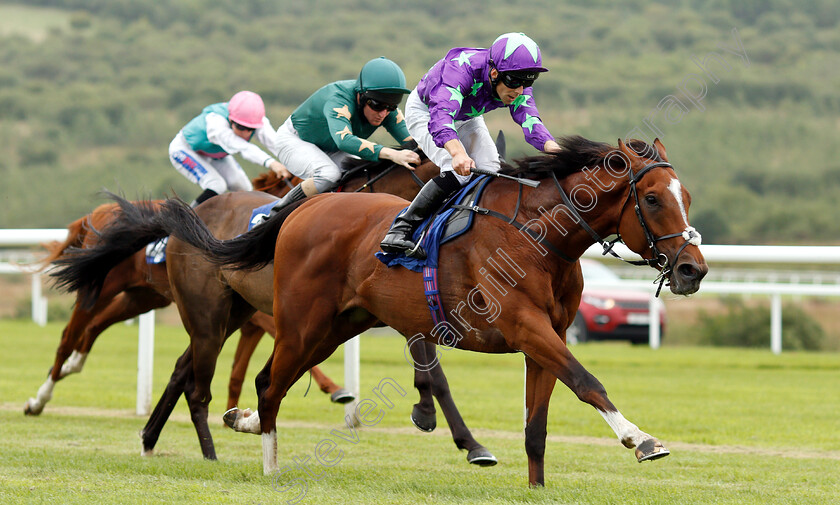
top-left (614, 138), bottom-right (707, 295)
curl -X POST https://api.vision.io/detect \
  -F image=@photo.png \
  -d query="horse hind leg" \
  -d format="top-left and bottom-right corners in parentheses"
top-left (24, 302), bottom-right (98, 415)
top-left (140, 346), bottom-right (193, 456)
top-left (424, 343), bottom-right (497, 466)
top-left (406, 340), bottom-right (437, 432)
top-left (309, 366), bottom-right (355, 404)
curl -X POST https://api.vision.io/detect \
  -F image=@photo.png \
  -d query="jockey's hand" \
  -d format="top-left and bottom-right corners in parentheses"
top-left (380, 147), bottom-right (421, 170)
top-left (543, 140), bottom-right (562, 153)
top-left (451, 152), bottom-right (476, 177)
top-left (269, 161), bottom-right (292, 180)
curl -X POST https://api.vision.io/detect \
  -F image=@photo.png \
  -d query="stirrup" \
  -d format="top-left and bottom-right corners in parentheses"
top-left (405, 230), bottom-right (427, 259)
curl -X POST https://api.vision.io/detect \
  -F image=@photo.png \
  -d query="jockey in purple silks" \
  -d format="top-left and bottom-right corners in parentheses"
top-left (380, 32), bottom-right (562, 258)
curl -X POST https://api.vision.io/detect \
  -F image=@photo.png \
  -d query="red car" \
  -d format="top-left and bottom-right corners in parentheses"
top-left (566, 259), bottom-right (666, 345)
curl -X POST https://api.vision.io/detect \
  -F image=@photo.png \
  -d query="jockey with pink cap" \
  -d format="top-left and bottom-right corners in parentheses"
top-left (380, 33), bottom-right (562, 258)
top-left (169, 90), bottom-right (291, 205)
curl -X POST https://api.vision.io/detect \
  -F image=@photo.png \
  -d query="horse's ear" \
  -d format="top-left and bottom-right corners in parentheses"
top-left (653, 138), bottom-right (669, 162)
top-left (617, 138), bottom-right (640, 164)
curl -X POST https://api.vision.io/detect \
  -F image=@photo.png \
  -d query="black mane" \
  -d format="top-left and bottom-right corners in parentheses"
top-left (500, 135), bottom-right (661, 179)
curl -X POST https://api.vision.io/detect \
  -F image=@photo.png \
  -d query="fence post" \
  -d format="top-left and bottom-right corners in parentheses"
top-left (344, 336), bottom-right (361, 425)
top-left (136, 311), bottom-right (155, 415)
top-left (31, 272), bottom-right (48, 326)
top-left (770, 294), bottom-right (782, 355)
top-left (648, 292), bottom-right (661, 349)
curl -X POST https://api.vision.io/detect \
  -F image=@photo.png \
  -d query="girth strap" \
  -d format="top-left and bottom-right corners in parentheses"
top-left (449, 203), bottom-right (575, 263)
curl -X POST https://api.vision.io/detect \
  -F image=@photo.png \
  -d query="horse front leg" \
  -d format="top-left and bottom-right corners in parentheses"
top-left (515, 311), bottom-right (669, 468)
top-left (228, 318), bottom-right (265, 410)
top-left (244, 311), bottom-right (354, 404)
top-left (523, 356), bottom-right (557, 487)
top-left (224, 340), bottom-right (332, 476)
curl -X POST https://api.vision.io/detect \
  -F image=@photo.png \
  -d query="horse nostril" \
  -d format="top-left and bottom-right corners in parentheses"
top-left (677, 262), bottom-right (701, 281)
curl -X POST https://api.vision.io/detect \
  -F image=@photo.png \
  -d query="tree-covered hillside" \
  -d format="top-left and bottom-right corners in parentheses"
top-left (1, 0), bottom-right (839, 244)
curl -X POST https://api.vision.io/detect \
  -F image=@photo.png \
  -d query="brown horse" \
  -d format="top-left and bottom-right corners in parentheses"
top-left (49, 156), bottom-right (496, 464)
top-left (22, 172), bottom-right (344, 418)
top-left (146, 135), bottom-right (707, 485)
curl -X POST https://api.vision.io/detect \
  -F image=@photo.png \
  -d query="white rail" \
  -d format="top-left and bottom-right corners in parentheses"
top-left (583, 242), bottom-right (840, 354)
top-left (4, 229), bottom-right (840, 414)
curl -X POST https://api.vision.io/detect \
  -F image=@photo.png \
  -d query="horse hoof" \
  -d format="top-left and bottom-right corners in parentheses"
top-left (223, 407), bottom-right (240, 429)
top-left (330, 389), bottom-right (356, 404)
top-left (141, 448), bottom-right (154, 457)
top-left (635, 438), bottom-right (670, 462)
top-left (410, 407), bottom-right (436, 432)
top-left (467, 447), bottom-right (498, 467)
top-left (24, 399), bottom-right (43, 416)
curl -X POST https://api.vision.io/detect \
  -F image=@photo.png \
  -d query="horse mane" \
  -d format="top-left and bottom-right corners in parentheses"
top-left (500, 135), bottom-right (661, 180)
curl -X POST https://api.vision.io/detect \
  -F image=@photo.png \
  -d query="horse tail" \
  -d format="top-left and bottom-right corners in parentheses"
top-left (155, 196), bottom-right (307, 271)
top-left (36, 216), bottom-right (89, 271)
top-left (50, 194), bottom-right (167, 309)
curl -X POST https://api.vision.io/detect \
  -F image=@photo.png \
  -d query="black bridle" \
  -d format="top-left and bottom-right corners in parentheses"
top-left (548, 160), bottom-right (701, 296)
top-left (460, 159), bottom-right (700, 296)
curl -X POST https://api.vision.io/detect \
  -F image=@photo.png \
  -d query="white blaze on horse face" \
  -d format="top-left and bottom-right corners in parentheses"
top-left (598, 409), bottom-right (653, 448)
top-left (668, 178), bottom-right (689, 227)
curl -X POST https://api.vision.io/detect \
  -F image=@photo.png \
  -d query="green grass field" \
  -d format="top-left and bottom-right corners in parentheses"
top-left (1, 319), bottom-right (839, 504)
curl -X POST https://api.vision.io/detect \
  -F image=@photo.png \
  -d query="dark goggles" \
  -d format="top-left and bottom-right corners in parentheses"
top-left (231, 121), bottom-right (256, 133)
top-left (498, 71), bottom-right (538, 89)
top-left (365, 97), bottom-right (398, 112)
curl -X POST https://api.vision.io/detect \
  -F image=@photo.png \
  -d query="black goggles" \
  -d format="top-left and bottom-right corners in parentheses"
top-left (365, 98), bottom-right (398, 112)
top-left (231, 121), bottom-right (256, 133)
top-left (498, 72), bottom-right (538, 89)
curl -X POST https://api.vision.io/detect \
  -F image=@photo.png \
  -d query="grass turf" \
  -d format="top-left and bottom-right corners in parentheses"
top-left (1, 319), bottom-right (838, 504)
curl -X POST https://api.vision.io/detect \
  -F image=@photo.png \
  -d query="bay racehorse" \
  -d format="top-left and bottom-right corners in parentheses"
top-left (49, 154), bottom-right (496, 464)
top-left (145, 136), bottom-right (707, 485)
top-left (24, 171), bottom-right (355, 417)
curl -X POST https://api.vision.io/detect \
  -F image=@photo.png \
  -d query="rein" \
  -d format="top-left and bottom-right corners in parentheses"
top-left (350, 147), bottom-right (427, 193)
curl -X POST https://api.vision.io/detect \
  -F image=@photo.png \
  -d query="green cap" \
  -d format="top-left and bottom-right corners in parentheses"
top-left (357, 57), bottom-right (411, 95)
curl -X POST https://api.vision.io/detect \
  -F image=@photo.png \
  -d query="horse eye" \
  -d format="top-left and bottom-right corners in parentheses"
top-left (644, 194), bottom-right (658, 206)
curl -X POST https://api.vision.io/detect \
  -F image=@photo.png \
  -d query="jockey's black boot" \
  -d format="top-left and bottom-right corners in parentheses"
top-left (253, 181), bottom-right (312, 226)
top-left (380, 173), bottom-right (461, 259)
top-left (190, 188), bottom-right (218, 207)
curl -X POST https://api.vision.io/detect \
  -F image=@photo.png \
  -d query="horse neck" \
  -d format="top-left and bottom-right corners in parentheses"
top-left (501, 169), bottom-right (631, 261)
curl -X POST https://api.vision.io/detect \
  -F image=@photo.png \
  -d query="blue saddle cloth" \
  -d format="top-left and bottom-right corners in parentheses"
top-left (376, 175), bottom-right (490, 272)
top-left (248, 200), bottom-right (280, 231)
top-left (145, 237), bottom-right (168, 264)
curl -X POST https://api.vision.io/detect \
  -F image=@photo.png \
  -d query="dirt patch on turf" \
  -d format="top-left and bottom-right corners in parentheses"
top-left (4, 402), bottom-right (838, 461)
